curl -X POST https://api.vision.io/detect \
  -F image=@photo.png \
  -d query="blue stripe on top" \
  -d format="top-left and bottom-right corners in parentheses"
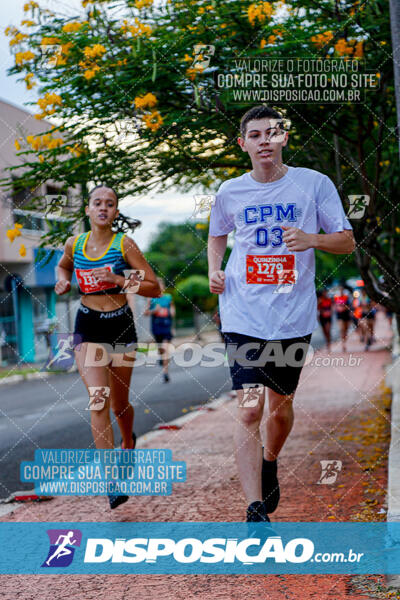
top-left (72, 231), bottom-right (131, 295)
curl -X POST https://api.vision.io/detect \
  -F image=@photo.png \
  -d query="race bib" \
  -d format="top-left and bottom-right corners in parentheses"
top-left (246, 255), bottom-right (296, 284)
top-left (75, 265), bottom-right (115, 294)
top-left (155, 307), bottom-right (169, 318)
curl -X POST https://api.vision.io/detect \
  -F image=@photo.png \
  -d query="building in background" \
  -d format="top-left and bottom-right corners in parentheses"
top-left (0, 98), bottom-right (82, 365)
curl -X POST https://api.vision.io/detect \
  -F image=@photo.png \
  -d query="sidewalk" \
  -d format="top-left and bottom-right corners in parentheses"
top-left (1, 313), bottom-right (395, 599)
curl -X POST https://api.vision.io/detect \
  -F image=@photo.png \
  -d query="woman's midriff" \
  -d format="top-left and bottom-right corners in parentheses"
top-left (81, 293), bottom-right (128, 312)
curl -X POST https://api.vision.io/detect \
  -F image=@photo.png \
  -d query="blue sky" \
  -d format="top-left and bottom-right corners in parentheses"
top-left (0, 0), bottom-right (197, 250)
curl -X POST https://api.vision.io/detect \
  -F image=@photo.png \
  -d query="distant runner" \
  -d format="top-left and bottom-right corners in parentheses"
top-left (145, 278), bottom-right (175, 383)
top-left (334, 285), bottom-right (351, 352)
top-left (317, 288), bottom-right (333, 351)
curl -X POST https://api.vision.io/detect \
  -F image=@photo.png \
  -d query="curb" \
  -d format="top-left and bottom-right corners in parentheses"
top-left (0, 366), bottom-right (78, 386)
top-left (385, 318), bottom-right (400, 587)
top-left (0, 392), bottom-right (234, 519)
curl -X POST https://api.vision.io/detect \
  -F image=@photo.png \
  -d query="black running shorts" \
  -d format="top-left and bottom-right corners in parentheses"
top-left (223, 331), bottom-right (312, 396)
top-left (74, 303), bottom-right (137, 351)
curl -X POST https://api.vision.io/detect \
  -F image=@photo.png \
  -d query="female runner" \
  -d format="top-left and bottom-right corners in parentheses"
top-left (317, 288), bottom-right (332, 351)
top-left (55, 185), bottom-right (160, 508)
top-left (334, 285), bottom-right (351, 352)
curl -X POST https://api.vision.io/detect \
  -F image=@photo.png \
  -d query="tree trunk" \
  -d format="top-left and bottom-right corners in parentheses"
top-left (390, 0), bottom-right (400, 158)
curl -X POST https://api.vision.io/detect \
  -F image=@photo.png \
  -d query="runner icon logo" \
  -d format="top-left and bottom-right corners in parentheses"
top-left (39, 44), bottom-right (62, 70)
top-left (41, 529), bottom-right (82, 568)
top-left (192, 44), bottom-right (215, 70)
top-left (317, 460), bottom-right (342, 485)
top-left (240, 383), bottom-right (264, 407)
top-left (192, 194), bottom-right (216, 219)
top-left (44, 333), bottom-right (82, 371)
top-left (87, 386), bottom-right (110, 411)
top-left (347, 195), bottom-right (370, 220)
top-left (121, 269), bottom-right (145, 294)
top-left (45, 194), bottom-right (67, 218)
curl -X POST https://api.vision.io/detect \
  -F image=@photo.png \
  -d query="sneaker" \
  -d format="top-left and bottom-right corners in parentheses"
top-left (163, 373), bottom-right (170, 383)
top-left (120, 431), bottom-right (137, 450)
top-left (246, 501), bottom-right (270, 522)
top-left (261, 455), bottom-right (280, 514)
top-left (108, 494), bottom-right (129, 510)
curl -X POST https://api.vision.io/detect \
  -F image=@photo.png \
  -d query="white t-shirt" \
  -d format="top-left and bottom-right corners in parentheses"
top-left (209, 166), bottom-right (352, 340)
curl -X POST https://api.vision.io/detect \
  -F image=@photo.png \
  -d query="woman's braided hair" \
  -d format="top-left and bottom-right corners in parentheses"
top-left (88, 185), bottom-right (141, 233)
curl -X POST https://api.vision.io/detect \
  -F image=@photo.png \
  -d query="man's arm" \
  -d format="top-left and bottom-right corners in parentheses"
top-left (208, 234), bottom-right (228, 294)
top-left (282, 227), bottom-right (355, 254)
top-left (310, 230), bottom-right (355, 254)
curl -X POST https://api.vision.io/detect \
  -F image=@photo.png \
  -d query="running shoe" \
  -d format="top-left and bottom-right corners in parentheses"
top-left (261, 456), bottom-right (280, 513)
top-left (163, 373), bottom-right (170, 383)
top-left (246, 501), bottom-right (270, 522)
top-left (120, 431), bottom-right (137, 449)
top-left (108, 494), bottom-right (129, 510)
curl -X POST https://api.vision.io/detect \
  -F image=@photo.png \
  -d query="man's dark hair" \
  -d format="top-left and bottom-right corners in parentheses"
top-left (240, 105), bottom-right (284, 137)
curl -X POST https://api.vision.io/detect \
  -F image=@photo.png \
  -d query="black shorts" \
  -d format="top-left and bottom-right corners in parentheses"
top-left (319, 316), bottom-right (331, 327)
top-left (223, 331), bottom-right (312, 396)
top-left (337, 312), bottom-right (351, 322)
top-left (153, 333), bottom-right (173, 343)
top-left (74, 303), bottom-right (137, 351)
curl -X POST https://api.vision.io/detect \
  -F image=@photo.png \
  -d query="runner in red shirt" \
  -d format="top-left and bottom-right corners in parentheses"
top-left (317, 288), bottom-right (332, 351)
top-left (334, 286), bottom-right (351, 352)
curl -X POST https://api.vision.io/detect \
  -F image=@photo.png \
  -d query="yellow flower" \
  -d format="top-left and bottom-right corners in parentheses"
top-left (260, 39), bottom-right (266, 49)
top-left (62, 22), bottom-right (84, 33)
top-left (39, 154), bottom-right (45, 162)
top-left (82, 0), bottom-right (91, 5)
top-left (68, 143), bottom-right (83, 157)
top-left (14, 139), bottom-right (21, 151)
top-left (143, 110), bottom-right (163, 131)
top-left (24, 72), bottom-right (36, 89)
top-left (183, 53), bottom-right (192, 63)
top-left (272, 26), bottom-right (284, 37)
top-left (334, 39), bottom-right (350, 55)
top-left (134, 92), bottom-right (157, 109)
top-left (267, 34), bottom-right (276, 45)
top-left (7, 224), bottom-right (23, 243)
top-left (7, 229), bottom-right (16, 243)
top-left (23, 1), bottom-right (39, 11)
top-left (121, 18), bottom-right (152, 37)
top-left (9, 32), bottom-right (28, 47)
top-left (135, 0), bottom-right (153, 7)
top-left (21, 19), bottom-right (35, 26)
top-left (395, 227), bottom-right (400, 234)
top-left (186, 66), bottom-right (203, 80)
top-left (248, 2), bottom-right (273, 26)
top-left (19, 244), bottom-right (27, 257)
top-left (37, 92), bottom-right (62, 110)
top-left (5, 26), bottom-right (19, 37)
top-left (15, 50), bottom-right (35, 66)
top-left (83, 65), bottom-right (100, 79)
top-left (311, 31), bottom-right (333, 48)
top-left (47, 137), bottom-right (63, 149)
top-left (41, 36), bottom-right (60, 45)
top-left (354, 40), bottom-right (363, 58)
top-left (83, 44), bottom-right (107, 59)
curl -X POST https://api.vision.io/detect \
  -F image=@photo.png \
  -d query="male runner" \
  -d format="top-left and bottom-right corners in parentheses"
top-left (207, 105), bottom-right (355, 522)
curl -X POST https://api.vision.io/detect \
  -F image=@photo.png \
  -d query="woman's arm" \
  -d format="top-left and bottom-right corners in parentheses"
top-left (122, 236), bottom-right (161, 298)
top-left (55, 236), bottom-right (76, 295)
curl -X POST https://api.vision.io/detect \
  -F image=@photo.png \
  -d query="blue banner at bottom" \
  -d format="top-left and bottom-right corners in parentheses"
top-left (1, 522), bottom-right (400, 574)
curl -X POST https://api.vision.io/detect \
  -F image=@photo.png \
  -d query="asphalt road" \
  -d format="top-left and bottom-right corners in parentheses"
top-left (0, 323), bottom-right (338, 498)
